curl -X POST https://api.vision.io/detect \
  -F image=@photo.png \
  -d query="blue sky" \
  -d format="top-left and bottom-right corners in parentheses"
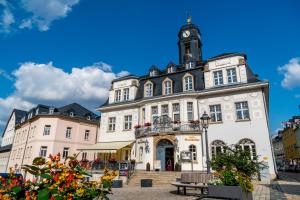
top-left (0, 0), bottom-right (300, 136)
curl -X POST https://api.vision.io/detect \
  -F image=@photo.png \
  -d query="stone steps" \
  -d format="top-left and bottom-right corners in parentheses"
top-left (127, 171), bottom-right (181, 187)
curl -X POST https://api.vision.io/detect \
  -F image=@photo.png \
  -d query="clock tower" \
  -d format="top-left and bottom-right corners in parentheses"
top-left (178, 16), bottom-right (202, 65)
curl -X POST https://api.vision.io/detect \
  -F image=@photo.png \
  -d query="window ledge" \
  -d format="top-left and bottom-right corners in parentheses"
top-left (235, 119), bottom-right (251, 122)
top-left (107, 130), bottom-right (116, 133)
top-left (123, 129), bottom-right (132, 131)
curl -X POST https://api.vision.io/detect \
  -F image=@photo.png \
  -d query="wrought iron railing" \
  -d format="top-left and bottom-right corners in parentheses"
top-left (135, 122), bottom-right (201, 138)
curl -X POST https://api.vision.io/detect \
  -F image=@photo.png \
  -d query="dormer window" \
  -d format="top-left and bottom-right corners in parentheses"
top-left (87, 115), bottom-right (91, 120)
top-left (185, 62), bottom-right (194, 69)
top-left (49, 108), bottom-right (54, 114)
top-left (28, 112), bottom-right (33, 119)
top-left (35, 108), bottom-right (39, 115)
top-left (150, 70), bottom-right (158, 77)
top-left (70, 112), bottom-right (74, 117)
top-left (183, 74), bottom-right (194, 91)
top-left (123, 88), bottom-right (129, 101)
top-left (21, 116), bottom-right (25, 123)
top-left (213, 70), bottom-right (224, 86)
top-left (144, 81), bottom-right (153, 97)
top-left (227, 68), bottom-right (237, 84)
top-left (167, 66), bottom-right (175, 73)
top-left (115, 90), bottom-right (121, 102)
top-left (162, 78), bottom-right (172, 95)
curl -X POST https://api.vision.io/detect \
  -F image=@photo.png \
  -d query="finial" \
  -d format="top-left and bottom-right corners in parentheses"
top-left (187, 15), bottom-right (192, 24)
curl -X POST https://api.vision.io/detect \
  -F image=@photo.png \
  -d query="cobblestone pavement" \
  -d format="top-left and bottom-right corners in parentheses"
top-left (108, 172), bottom-right (300, 200)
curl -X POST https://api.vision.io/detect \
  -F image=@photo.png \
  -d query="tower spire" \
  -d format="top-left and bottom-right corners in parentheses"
top-left (187, 15), bottom-right (192, 24)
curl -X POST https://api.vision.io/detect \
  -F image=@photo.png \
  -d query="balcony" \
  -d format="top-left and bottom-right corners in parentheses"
top-left (135, 120), bottom-right (201, 139)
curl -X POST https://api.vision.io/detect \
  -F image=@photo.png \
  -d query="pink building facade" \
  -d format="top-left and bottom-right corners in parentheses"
top-left (7, 103), bottom-right (99, 175)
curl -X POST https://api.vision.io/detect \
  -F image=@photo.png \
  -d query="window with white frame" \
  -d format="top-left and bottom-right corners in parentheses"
top-left (40, 146), bottom-right (47, 157)
top-left (211, 140), bottom-right (225, 158)
top-left (227, 68), bottom-right (237, 84)
top-left (145, 82), bottom-right (153, 97)
top-left (63, 147), bottom-right (69, 159)
top-left (187, 102), bottom-right (194, 121)
top-left (164, 81), bottom-right (172, 95)
top-left (189, 145), bottom-right (197, 161)
top-left (124, 115), bottom-right (132, 130)
top-left (172, 103), bottom-right (180, 122)
top-left (70, 112), bottom-right (74, 117)
top-left (210, 104), bottom-right (222, 122)
top-left (49, 108), bottom-right (54, 114)
top-left (123, 88), bottom-right (129, 101)
top-left (213, 70), bottom-right (224, 86)
top-left (43, 125), bottom-right (51, 135)
top-left (115, 90), bottom-right (121, 102)
top-left (235, 101), bottom-right (250, 120)
top-left (239, 139), bottom-right (257, 160)
top-left (161, 104), bottom-right (169, 121)
top-left (151, 106), bottom-right (158, 123)
top-left (84, 130), bottom-right (90, 141)
top-left (66, 127), bottom-right (72, 138)
top-left (108, 117), bottom-right (116, 131)
top-left (82, 152), bottom-right (87, 160)
top-left (184, 76), bottom-right (193, 91)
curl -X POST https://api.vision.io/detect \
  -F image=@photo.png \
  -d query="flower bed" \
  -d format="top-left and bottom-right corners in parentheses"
top-left (0, 153), bottom-right (116, 200)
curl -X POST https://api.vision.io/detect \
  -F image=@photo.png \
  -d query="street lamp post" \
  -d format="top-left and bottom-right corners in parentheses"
top-left (200, 111), bottom-right (211, 174)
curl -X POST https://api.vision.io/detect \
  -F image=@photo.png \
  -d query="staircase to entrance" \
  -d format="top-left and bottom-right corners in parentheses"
top-left (127, 170), bottom-right (181, 187)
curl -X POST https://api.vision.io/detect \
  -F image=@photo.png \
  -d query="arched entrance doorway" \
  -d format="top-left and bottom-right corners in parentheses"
top-left (156, 139), bottom-right (174, 171)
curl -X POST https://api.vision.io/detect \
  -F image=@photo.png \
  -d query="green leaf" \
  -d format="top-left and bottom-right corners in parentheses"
top-left (38, 188), bottom-right (49, 200)
top-left (41, 173), bottom-right (52, 179)
top-left (11, 186), bottom-right (21, 194)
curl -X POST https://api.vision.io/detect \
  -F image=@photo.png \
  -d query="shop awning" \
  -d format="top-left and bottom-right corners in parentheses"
top-left (77, 141), bottom-right (134, 153)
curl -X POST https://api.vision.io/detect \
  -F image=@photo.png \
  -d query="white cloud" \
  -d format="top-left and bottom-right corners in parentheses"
top-left (0, 5), bottom-right (15, 33)
top-left (0, 0), bottom-right (79, 33)
top-left (278, 57), bottom-right (300, 89)
top-left (20, 0), bottom-right (79, 31)
top-left (0, 61), bottom-right (129, 128)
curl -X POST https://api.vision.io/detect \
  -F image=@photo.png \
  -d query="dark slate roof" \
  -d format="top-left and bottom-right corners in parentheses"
top-left (0, 144), bottom-right (12, 153)
top-left (1, 109), bottom-right (27, 138)
top-left (208, 52), bottom-right (247, 61)
top-left (14, 109), bottom-right (27, 125)
top-left (111, 74), bottom-right (139, 83)
top-left (135, 66), bottom-right (205, 100)
top-left (58, 103), bottom-right (98, 119)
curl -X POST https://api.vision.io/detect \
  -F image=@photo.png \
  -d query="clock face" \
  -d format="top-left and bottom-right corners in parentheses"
top-left (182, 30), bottom-right (190, 38)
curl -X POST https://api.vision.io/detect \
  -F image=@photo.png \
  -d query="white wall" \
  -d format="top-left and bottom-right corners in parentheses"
top-left (99, 108), bottom-right (138, 142)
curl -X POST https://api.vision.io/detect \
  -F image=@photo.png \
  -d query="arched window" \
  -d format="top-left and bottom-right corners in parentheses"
top-left (239, 139), bottom-right (257, 160)
top-left (189, 144), bottom-right (197, 161)
top-left (211, 140), bottom-right (225, 158)
top-left (183, 74), bottom-right (193, 91)
top-left (144, 82), bottom-right (153, 97)
top-left (162, 78), bottom-right (172, 95)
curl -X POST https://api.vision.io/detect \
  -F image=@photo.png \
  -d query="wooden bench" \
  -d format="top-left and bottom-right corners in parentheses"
top-left (171, 172), bottom-right (212, 195)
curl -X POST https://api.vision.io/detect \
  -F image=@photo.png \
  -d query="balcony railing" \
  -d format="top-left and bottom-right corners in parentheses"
top-left (135, 122), bottom-right (201, 138)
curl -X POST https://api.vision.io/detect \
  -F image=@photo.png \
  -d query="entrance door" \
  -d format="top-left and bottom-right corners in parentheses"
top-left (165, 147), bottom-right (174, 171)
top-left (156, 139), bottom-right (174, 171)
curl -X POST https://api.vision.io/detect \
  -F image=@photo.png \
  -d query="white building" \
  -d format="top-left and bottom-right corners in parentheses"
top-left (95, 19), bottom-right (276, 181)
top-left (0, 109), bottom-right (27, 173)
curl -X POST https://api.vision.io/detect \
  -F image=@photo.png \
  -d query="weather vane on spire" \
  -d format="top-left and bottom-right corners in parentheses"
top-left (186, 10), bottom-right (192, 24)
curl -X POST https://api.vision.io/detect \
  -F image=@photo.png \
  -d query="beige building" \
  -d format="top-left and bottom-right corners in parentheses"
top-left (7, 103), bottom-right (99, 174)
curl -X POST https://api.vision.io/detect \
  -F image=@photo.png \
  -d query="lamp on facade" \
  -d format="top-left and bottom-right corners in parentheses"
top-left (200, 111), bottom-right (211, 173)
top-left (145, 139), bottom-right (150, 153)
